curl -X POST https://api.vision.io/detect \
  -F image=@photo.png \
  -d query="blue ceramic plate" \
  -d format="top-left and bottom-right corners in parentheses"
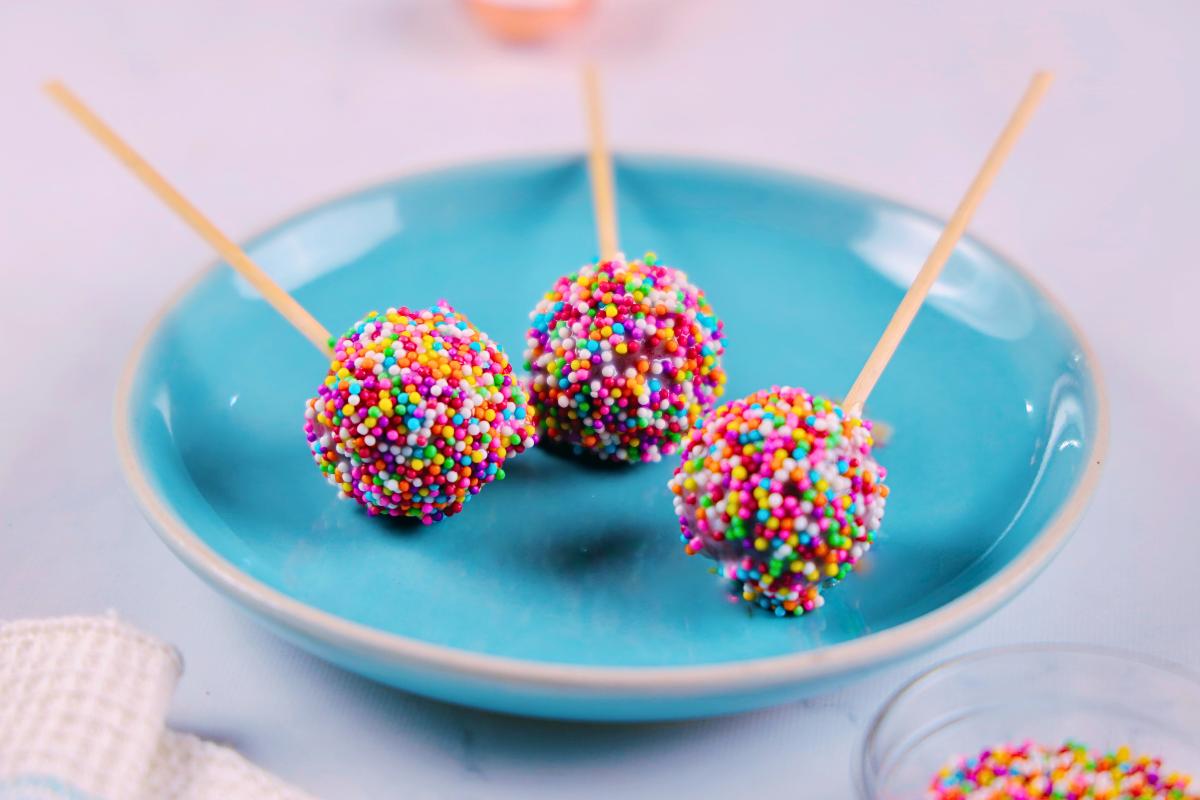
top-left (116, 155), bottom-right (1107, 721)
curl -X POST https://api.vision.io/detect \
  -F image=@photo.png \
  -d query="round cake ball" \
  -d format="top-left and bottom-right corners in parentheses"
top-left (304, 302), bottom-right (537, 524)
top-left (524, 253), bottom-right (726, 462)
top-left (668, 387), bottom-right (888, 616)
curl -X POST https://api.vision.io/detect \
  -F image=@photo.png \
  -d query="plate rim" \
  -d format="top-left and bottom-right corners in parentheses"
top-left (113, 151), bottom-right (1110, 695)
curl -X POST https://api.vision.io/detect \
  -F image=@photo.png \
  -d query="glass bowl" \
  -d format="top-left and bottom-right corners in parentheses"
top-left (858, 644), bottom-right (1200, 798)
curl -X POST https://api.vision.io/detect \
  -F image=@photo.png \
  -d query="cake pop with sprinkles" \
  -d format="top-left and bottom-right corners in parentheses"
top-left (305, 303), bottom-right (537, 523)
top-left (46, 84), bottom-right (536, 527)
top-left (525, 67), bottom-right (726, 462)
top-left (525, 252), bottom-right (726, 462)
top-left (670, 387), bottom-right (886, 615)
top-left (671, 72), bottom-right (1053, 615)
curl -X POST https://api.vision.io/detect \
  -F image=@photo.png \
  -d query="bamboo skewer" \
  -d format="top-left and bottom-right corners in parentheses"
top-left (45, 80), bottom-right (335, 357)
top-left (843, 71), bottom-right (1053, 413)
top-left (581, 64), bottom-right (620, 262)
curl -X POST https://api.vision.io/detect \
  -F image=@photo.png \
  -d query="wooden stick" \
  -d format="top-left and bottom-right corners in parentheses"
top-left (581, 64), bottom-right (620, 262)
top-left (44, 80), bottom-right (335, 357)
top-left (843, 71), bottom-right (1053, 412)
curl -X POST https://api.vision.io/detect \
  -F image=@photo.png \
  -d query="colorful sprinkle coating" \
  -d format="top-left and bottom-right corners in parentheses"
top-left (523, 252), bottom-right (726, 463)
top-left (668, 386), bottom-right (887, 616)
top-left (929, 740), bottom-right (1199, 799)
top-left (304, 303), bottom-right (537, 524)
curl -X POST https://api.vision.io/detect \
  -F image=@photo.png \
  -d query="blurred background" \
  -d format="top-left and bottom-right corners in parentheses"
top-left (1, 1), bottom-right (1198, 797)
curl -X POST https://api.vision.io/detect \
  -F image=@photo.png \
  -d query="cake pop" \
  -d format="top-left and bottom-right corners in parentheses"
top-left (524, 252), bottom-right (725, 462)
top-left (671, 387), bottom-right (887, 614)
top-left (671, 72), bottom-right (1054, 615)
top-left (47, 82), bottom-right (535, 524)
top-left (306, 303), bottom-right (536, 522)
top-left (525, 67), bottom-right (727, 462)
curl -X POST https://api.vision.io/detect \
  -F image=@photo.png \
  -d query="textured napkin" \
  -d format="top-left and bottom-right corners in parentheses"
top-left (0, 615), bottom-right (314, 800)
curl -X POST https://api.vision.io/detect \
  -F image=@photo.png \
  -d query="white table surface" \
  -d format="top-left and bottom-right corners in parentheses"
top-left (2, 1), bottom-right (1198, 797)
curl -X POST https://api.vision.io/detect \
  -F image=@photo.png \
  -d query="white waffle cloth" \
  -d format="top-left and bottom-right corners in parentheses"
top-left (0, 615), bottom-right (315, 800)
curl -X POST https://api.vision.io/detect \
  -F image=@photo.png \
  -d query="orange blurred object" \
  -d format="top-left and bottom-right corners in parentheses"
top-left (466, 0), bottom-right (589, 42)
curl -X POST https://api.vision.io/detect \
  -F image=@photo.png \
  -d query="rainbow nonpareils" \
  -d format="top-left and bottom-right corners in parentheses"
top-left (669, 387), bottom-right (887, 616)
top-left (304, 303), bottom-right (536, 524)
top-left (929, 740), bottom-right (1199, 799)
top-left (524, 253), bottom-right (726, 462)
